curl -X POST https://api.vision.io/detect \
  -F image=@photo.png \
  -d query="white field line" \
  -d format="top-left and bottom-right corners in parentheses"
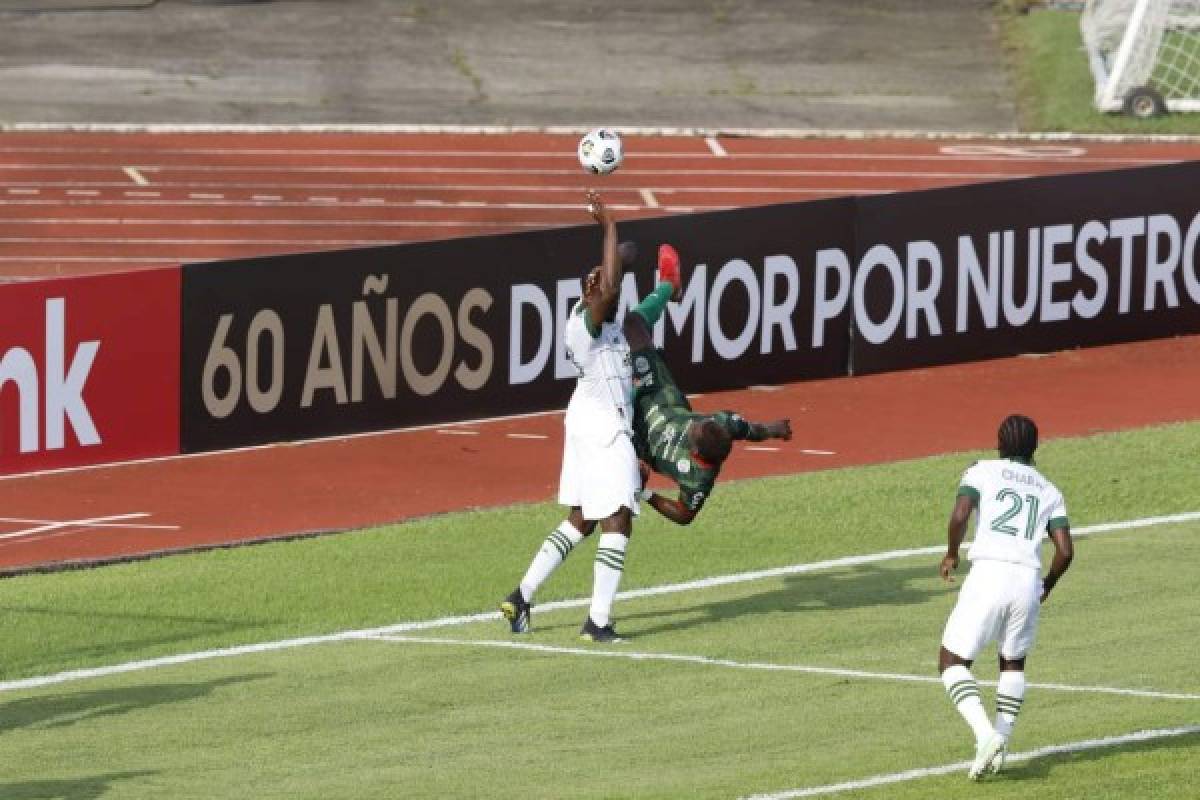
top-left (0, 404), bottom-right (571, 482)
top-left (0, 143), bottom-right (1146, 164)
top-left (3, 217), bottom-right (606, 227)
top-left (0, 510), bottom-right (1195, 696)
top-left (121, 166), bottom-right (149, 186)
top-left (0, 183), bottom-right (884, 196)
top-left (0, 164), bottom-right (1032, 180)
top-left (362, 634), bottom-right (1200, 702)
top-left (0, 513), bottom-right (179, 540)
top-left (1, 122), bottom-right (1198, 144)
top-left (0, 145), bottom-right (1179, 168)
top-left (741, 725), bottom-right (1200, 800)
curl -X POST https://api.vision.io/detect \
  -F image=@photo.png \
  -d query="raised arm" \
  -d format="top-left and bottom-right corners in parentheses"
top-left (1040, 525), bottom-right (1073, 602)
top-left (584, 189), bottom-right (620, 323)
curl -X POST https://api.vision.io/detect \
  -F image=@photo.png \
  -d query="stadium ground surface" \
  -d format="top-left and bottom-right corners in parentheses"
top-left (1, 423), bottom-right (1197, 798)
top-left (0, 131), bottom-right (1199, 573)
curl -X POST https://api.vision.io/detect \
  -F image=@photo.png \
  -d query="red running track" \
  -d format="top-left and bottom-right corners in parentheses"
top-left (0, 131), bottom-right (1198, 572)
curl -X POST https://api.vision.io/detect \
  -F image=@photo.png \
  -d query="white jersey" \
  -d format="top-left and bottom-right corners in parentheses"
top-left (960, 458), bottom-right (1069, 570)
top-left (562, 301), bottom-right (633, 446)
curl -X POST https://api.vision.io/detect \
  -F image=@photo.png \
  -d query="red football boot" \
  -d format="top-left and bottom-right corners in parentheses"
top-left (657, 243), bottom-right (682, 300)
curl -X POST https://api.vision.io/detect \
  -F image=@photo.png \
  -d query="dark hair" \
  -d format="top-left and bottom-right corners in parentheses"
top-left (998, 414), bottom-right (1038, 462)
top-left (693, 418), bottom-right (733, 465)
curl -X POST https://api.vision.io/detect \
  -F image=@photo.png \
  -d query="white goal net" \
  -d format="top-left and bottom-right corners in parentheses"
top-left (1082, 0), bottom-right (1200, 115)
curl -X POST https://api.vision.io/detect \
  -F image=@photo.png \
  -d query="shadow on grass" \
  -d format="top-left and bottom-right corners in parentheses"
top-left (991, 728), bottom-right (1200, 783)
top-left (613, 561), bottom-right (946, 638)
top-left (0, 604), bottom-right (279, 679)
top-left (0, 673), bottom-right (270, 733)
top-left (0, 770), bottom-right (156, 799)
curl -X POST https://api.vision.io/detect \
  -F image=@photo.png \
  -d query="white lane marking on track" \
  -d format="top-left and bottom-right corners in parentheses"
top-left (362, 634), bottom-right (1200, 701)
top-left (705, 137), bottom-right (728, 157)
top-left (0, 513), bottom-right (180, 540)
top-left (65, 189), bottom-right (99, 196)
top-left (0, 163), bottom-right (1033, 179)
top-left (745, 446), bottom-right (779, 452)
top-left (939, 144), bottom-right (1087, 159)
top-left (800, 449), bottom-right (837, 456)
top-left (124, 190), bottom-right (160, 198)
top-left (251, 194), bottom-right (281, 202)
top-left (122, 166), bottom-right (149, 185)
top-left (6, 188), bottom-right (39, 195)
top-left (188, 193), bottom-right (225, 200)
top-left (741, 726), bottom-right (1200, 799)
top-left (0, 256), bottom-right (185, 263)
top-left (436, 429), bottom-right (480, 436)
top-left (0, 510), bottom-right (1194, 694)
top-left (0, 138), bottom-right (1169, 167)
top-left (639, 188), bottom-right (660, 208)
top-left (505, 433), bottom-right (549, 440)
top-left (0, 182), bottom-right (884, 197)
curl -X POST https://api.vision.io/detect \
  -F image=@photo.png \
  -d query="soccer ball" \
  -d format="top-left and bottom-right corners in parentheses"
top-left (577, 128), bottom-right (624, 175)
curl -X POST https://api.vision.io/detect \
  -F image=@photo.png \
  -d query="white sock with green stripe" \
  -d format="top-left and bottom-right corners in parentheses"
top-left (519, 520), bottom-right (585, 603)
top-left (994, 671), bottom-right (1026, 738)
top-left (589, 532), bottom-right (628, 627)
top-left (942, 665), bottom-right (995, 745)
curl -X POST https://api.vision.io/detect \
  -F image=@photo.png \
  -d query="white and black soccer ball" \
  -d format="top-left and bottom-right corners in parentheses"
top-left (577, 128), bottom-right (624, 175)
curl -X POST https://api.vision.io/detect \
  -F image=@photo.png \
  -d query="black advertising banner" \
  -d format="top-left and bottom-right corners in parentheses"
top-left (850, 160), bottom-right (1200, 374)
top-left (180, 198), bottom-right (856, 452)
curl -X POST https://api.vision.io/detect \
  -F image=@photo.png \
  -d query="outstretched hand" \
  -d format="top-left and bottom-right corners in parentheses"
top-left (769, 419), bottom-right (793, 441)
top-left (586, 189), bottom-right (612, 226)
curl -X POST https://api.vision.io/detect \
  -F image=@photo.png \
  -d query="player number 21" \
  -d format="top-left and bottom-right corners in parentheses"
top-left (990, 489), bottom-right (1041, 540)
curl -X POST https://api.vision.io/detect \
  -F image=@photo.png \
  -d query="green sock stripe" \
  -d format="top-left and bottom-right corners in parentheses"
top-left (997, 700), bottom-right (1023, 714)
top-left (546, 531), bottom-right (574, 558)
top-left (632, 283), bottom-right (674, 327)
top-left (949, 683), bottom-right (980, 704)
top-left (996, 693), bottom-right (1024, 705)
top-left (595, 549), bottom-right (626, 571)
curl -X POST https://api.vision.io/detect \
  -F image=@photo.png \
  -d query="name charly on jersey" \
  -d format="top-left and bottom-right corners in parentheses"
top-left (959, 458), bottom-right (1069, 570)
top-left (562, 301), bottom-right (633, 444)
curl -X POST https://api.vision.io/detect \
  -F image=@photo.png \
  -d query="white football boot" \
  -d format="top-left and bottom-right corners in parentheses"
top-left (969, 732), bottom-right (1006, 781)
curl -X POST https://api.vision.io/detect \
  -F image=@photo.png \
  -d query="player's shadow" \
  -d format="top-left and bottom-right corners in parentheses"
top-left (986, 728), bottom-right (1200, 782)
top-left (0, 604), bottom-right (278, 666)
top-left (618, 561), bottom-right (945, 638)
top-left (0, 673), bottom-right (269, 734)
top-left (0, 771), bottom-right (157, 800)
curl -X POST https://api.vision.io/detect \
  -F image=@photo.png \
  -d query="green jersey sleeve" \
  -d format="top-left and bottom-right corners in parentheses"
top-left (713, 411), bottom-right (752, 440)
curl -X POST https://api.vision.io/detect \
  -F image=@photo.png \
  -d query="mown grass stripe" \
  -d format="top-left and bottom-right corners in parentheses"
top-left (364, 635), bottom-right (1200, 702)
top-left (1, 509), bottom-right (1195, 695)
top-left (740, 725), bottom-right (1200, 799)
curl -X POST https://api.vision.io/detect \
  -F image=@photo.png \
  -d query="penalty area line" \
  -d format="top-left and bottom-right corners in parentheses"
top-left (361, 634), bottom-right (1200, 701)
top-left (0, 509), bottom-right (1195, 695)
top-left (740, 725), bottom-right (1200, 799)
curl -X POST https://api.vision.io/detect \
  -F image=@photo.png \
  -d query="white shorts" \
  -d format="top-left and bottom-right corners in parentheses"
top-left (942, 559), bottom-right (1041, 661)
top-left (557, 429), bottom-right (641, 521)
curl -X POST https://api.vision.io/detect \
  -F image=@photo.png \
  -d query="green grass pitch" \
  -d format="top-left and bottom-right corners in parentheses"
top-left (1, 421), bottom-right (1197, 798)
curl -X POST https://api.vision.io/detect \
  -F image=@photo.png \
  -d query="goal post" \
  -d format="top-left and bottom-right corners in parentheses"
top-left (1082, 0), bottom-right (1200, 116)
